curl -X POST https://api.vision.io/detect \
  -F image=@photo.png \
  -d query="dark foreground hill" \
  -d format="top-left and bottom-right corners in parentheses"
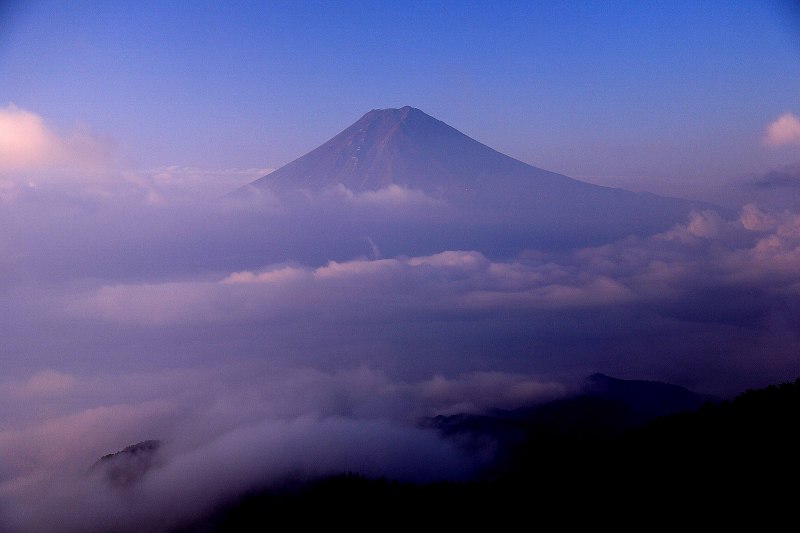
top-left (426, 373), bottom-right (714, 460)
top-left (178, 376), bottom-right (799, 530)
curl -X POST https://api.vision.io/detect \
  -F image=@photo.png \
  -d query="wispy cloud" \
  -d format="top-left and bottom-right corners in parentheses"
top-left (143, 165), bottom-right (274, 203)
top-left (4, 370), bottom-right (77, 399)
top-left (415, 372), bottom-right (566, 415)
top-left (330, 183), bottom-right (441, 206)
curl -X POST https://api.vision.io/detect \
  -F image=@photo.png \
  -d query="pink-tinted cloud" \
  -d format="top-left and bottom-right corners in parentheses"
top-left (0, 104), bottom-right (61, 172)
top-left (0, 106), bottom-right (279, 206)
top-left (0, 104), bottom-right (112, 175)
top-left (764, 112), bottom-right (800, 147)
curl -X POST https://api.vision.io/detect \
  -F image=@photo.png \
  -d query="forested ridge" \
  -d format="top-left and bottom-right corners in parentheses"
top-left (184, 377), bottom-right (799, 530)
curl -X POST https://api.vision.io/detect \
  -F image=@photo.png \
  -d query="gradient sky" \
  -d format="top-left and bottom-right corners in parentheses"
top-left (2, 0), bottom-right (799, 199)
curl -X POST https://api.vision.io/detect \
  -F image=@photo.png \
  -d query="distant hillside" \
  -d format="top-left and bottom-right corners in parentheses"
top-left (426, 373), bottom-right (713, 460)
top-left (89, 440), bottom-right (163, 487)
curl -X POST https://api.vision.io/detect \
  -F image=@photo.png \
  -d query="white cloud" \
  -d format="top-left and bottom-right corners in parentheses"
top-left (764, 112), bottom-right (800, 147)
top-left (330, 183), bottom-right (441, 206)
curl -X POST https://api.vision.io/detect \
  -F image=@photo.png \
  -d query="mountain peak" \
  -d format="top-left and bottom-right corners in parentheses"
top-left (247, 106), bottom-right (562, 194)
top-left (350, 106), bottom-right (442, 138)
top-left (241, 107), bottom-right (705, 238)
top-left (366, 105), bottom-right (420, 117)
top-left (353, 106), bottom-right (451, 138)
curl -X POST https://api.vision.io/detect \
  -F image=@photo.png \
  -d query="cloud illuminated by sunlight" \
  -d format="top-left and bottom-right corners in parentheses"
top-left (764, 112), bottom-right (800, 147)
top-left (0, 104), bottom-right (111, 174)
top-left (0, 104), bottom-right (59, 171)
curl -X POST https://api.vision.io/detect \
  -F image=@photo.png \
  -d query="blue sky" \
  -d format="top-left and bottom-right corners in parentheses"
top-left (1, 0), bottom-right (799, 197)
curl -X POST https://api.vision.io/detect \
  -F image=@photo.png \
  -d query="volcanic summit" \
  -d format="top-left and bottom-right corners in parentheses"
top-left (243, 106), bottom-right (709, 239)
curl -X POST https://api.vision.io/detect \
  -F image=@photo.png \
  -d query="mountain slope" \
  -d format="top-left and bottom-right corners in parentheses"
top-left (248, 106), bottom-right (574, 194)
top-left (243, 106), bottom-right (713, 238)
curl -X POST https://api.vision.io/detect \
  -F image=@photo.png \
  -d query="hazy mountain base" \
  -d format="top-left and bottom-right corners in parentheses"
top-left (242, 106), bottom-right (718, 253)
top-left (181, 377), bottom-right (799, 530)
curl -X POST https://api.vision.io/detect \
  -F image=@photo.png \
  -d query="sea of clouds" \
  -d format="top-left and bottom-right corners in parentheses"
top-left (1, 104), bottom-right (799, 531)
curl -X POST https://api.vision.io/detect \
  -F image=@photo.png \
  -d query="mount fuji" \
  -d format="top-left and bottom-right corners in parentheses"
top-left (244, 106), bottom-right (707, 232)
top-left (223, 107), bottom-right (723, 262)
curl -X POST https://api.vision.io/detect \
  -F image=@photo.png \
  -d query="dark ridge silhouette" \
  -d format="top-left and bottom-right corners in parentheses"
top-left (425, 373), bottom-right (713, 457)
top-left (582, 372), bottom-right (715, 420)
top-left (179, 377), bottom-right (799, 530)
